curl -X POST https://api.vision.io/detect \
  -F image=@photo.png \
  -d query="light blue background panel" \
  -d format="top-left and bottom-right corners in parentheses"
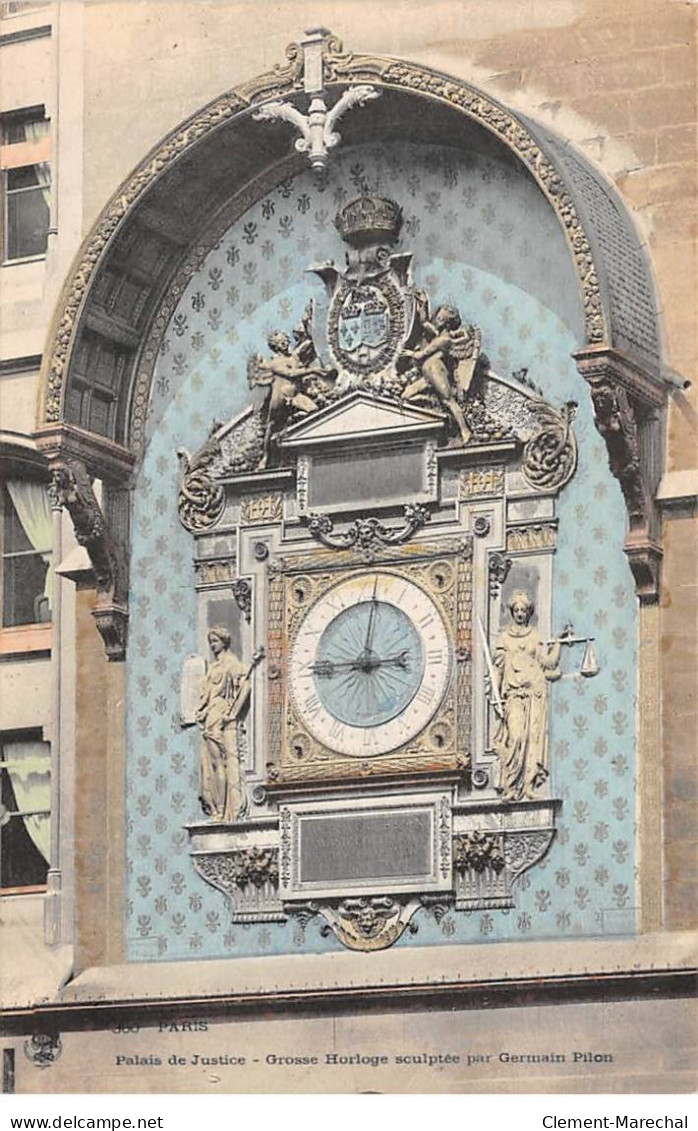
top-left (126, 144), bottom-right (637, 961)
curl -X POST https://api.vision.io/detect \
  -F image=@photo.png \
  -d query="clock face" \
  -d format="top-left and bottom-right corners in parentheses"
top-left (289, 572), bottom-right (452, 757)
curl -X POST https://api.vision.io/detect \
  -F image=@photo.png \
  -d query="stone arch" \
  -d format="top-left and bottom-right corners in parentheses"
top-left (35, 31), bottom-right (671, 645)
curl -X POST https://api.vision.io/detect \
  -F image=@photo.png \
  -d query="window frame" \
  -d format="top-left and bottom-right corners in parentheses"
top-left (0, 727), bottom-right (50, 896)
top-left (0, 107), bottom-right (51, 265)
top-left (0, 1), bottom-right (50, 20)
top-left (0, 480), bottom-right (53, 653)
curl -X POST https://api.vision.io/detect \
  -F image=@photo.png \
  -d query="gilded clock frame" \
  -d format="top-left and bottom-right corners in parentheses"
top-left (266, 536), bottom-right (473, 784)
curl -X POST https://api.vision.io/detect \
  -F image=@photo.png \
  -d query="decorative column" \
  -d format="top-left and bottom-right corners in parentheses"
top-left (43, 481), bottom-right (64, 947)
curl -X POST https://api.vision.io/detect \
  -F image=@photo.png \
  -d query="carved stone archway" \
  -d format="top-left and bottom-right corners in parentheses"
top-left (35, 30), bottom-right (670, 660)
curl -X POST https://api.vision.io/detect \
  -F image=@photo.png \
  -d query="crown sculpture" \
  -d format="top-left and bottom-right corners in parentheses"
top-left (335, 196), bottom-right (404, 246)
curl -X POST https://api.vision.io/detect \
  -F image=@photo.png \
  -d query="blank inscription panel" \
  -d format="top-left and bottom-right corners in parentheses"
top-left (299, 810), bottom-right (432, 885)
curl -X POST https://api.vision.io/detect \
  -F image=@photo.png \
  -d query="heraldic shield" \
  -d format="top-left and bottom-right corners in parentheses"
top-left (309, 196), bottom-right (417, 389)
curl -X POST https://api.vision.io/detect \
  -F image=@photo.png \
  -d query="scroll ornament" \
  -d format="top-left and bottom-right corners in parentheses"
top-left (521, 400), bottom-right (578, 492)
top-left (301, 503), bottom-right (429, 560)
top-left (176, 422), bottom-right (225, 532)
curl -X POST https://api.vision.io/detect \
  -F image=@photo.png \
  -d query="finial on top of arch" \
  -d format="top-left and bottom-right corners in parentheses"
top-left (253, 28), bottom-right (380, 173)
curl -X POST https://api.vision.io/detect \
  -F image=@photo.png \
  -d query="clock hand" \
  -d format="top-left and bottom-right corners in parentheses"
top-left (308, 655), bottom-right (387, 677)
top-left (373, 650), bottom-right (411, 670)
top-left (308, 651), bottom-right (409, 678)
top-left (354, 650), bottom-right (413, 674)
top-left (307, 658), bottom-right (357, 678)
top-left (364, 577), bottom-right (380, 654)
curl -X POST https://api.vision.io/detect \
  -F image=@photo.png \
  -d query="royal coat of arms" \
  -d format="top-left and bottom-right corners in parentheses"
top-left (178, 193), bottom-right (576, 497)
top-left (310, 197), bottom-right (416, 387)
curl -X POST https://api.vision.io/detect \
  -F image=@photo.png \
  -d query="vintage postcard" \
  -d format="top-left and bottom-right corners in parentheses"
top-left (0, 0), bottom-right (695, 1096)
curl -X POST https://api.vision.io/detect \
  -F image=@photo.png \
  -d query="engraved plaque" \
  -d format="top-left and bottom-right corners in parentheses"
top-left (280, 792), bottom-right (452, 900)
top-left (300, 811), bottom-right (431, 885)
top-left (309, 448), bottom-right (423, 509)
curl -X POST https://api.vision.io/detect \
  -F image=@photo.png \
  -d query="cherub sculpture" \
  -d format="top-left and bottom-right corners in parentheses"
top-left (247, 328), bottom-right (330, 469)
top-left (400, 301), bottom-right (480, 446)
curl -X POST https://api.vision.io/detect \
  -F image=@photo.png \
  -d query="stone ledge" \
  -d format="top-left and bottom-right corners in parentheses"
top-left (657, 469), bottom-right (698, 505)
top-left (46, 930), bottom-right (698, 1010)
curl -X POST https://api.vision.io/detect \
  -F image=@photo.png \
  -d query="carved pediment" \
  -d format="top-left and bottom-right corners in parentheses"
top-left (280, 391), bottom-right (446, 448)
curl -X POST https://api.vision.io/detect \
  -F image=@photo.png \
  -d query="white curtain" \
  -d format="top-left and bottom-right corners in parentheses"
top-left (21, 119), bottom-right (51, 207)
top-left (6, 479), bottom-right (53, 616)
top-left (2, 738), bottom-right (50, 863)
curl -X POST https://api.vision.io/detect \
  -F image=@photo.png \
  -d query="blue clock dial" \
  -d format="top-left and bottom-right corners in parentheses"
top-left (312, 598), bottom-right (424, 727)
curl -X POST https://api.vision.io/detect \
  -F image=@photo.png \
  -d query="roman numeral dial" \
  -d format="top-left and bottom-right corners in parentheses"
top-left (289, 571), bottom-right (452, 758)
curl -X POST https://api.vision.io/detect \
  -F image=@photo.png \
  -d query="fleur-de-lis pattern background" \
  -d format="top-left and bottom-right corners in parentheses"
top-left (126, 143), bottom-right (637, 961)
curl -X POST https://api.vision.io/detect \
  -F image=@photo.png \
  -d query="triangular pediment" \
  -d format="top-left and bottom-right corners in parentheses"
top-left (280, 392), bottom-right (446, 448)
top-left (215, 404), bottom-right (255, 442)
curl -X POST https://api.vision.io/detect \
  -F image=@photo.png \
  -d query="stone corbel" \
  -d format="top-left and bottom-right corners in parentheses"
top-left (289, 894), bottom-right (423, 951)
top-left (453, 827), bottom-right (555, 911)
top-left (48, 458), bottom-right (129, 661)
top-left (191, 847), bottom-right (286, 923)
top-left (574, 346), bottom-right (666, 604)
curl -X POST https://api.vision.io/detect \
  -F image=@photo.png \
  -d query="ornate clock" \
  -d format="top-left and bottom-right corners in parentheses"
top-left (180, 191), bottom-right (581, 950)
top-left (289, 571), bottom-right (452, 758)
top-left (267, 538), bottom-right (473, 784)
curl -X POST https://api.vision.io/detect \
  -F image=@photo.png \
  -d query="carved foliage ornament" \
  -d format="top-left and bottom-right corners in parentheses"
top-left (233, 847), bottom-right (279, 889)
top-left (42, 32), bottom-right (615, 431)
top-left (193, 848), bottom-right (279, 892)
top-left (453, 831), bottom-right (505, 875)
top-left (301, 504), bottom-right (429, 561)
top-left (452, 825), bottom-right (556, 910)
top-left (192, 848), bottom-right (286, 922)
top-left (253, 85), bottom-right (380, 173)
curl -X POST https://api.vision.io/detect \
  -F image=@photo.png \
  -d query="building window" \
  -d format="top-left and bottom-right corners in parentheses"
top-left (0, 731), bottom-right (50, 892)
top-left (0, 109), bottom-right (50, 262)
top-left (1, 482), bottom-right (52, 627)
top-left (0, 1), bottom-right (49, 18)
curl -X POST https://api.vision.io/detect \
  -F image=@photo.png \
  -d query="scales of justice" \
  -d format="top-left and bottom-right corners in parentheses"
top-left (175, 192), bottom-right (599, 951)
